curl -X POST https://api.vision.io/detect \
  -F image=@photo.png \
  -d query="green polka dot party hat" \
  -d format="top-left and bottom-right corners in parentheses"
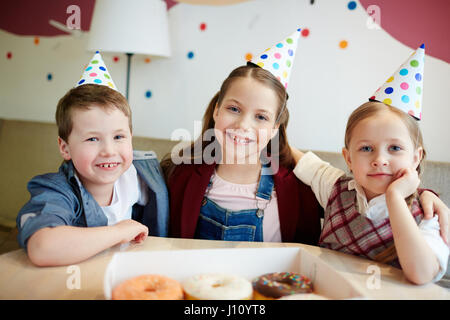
top-left (76, 51), bottom-right (118, 91)
top-left (370, 44), bottom-right (425, 120)
top-left (249, 28), bottom-right (301, 89)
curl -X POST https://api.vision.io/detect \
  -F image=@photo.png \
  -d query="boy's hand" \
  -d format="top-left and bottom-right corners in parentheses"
top-left (114, 219), bottom-right (149, 244)
top-left (386, 168), bottom-right (420, 199)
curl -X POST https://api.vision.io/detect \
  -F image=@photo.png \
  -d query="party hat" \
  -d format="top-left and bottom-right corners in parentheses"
top-left (76, 51), bottom-right (118, 91)
top-left (249, 28), bottom-right (301, 89)
top-left (370, 44), bottom-right (425, 120)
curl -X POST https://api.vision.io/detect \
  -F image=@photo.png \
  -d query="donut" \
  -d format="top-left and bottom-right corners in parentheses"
top-left (252, 272), bottom-right (313, 300)
top-left (183, 273), bottom-right (253, 300)
top-left (112, 274), bottom-right (184, 300)
top-left (280, 293), bottom-right (328, 300)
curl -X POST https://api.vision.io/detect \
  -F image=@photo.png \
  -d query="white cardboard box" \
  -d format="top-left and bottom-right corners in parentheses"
top-left (104, 247), bottom-right (365, 300)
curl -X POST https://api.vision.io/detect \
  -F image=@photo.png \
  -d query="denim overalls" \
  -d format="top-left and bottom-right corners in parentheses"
top-left (195, 165), bottom-right (273, 241)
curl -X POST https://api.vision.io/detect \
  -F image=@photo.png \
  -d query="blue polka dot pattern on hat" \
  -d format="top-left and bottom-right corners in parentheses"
top-left (99, 66), bottom-right (106, 71)
top-left (415, 73), bottom-right (422, 81)
top-left (78, 79), bottom-right (85, 85)
top-left (399, 68), bottom-right (408, 76)
top-left (401, 95), bottom-right (410, 103)
top-left (385, 87), bottom-right (394, 94)
top-left (261, 54), bottom-right (268, 59)
top-left (272, 62), bottom-right (279, 70)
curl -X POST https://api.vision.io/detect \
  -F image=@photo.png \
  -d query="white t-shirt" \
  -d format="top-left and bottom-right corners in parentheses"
top-left (74, 164), bottom-right (148, 226)
top-left (101, 164), bottom-right (148, 225)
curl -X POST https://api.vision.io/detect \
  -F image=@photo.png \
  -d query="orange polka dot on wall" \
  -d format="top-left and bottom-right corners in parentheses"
top-left (339, 40), bottom-right (348, 49)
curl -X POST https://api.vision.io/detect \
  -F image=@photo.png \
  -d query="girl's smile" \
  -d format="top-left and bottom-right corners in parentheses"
top-left (213, 77), bottom-right (279, 164)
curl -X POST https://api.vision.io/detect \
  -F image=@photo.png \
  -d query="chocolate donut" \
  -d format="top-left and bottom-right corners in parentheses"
top-left (252, 272), bottom-right (313, 299)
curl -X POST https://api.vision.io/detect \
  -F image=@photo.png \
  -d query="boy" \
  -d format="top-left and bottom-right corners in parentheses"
top-left (16, 52), bottom-right (169, 266)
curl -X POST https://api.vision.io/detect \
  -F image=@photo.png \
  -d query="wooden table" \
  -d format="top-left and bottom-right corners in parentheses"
top-left (0, 236), bottom-right (448, 299)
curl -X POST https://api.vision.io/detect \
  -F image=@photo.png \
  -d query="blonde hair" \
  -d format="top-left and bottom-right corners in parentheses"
top-left (55, 84), bottom-right (132, 142)
top-left (344, 101), bottom-right (426, 175)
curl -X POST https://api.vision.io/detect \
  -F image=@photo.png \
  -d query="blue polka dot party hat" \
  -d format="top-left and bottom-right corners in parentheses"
top-left (249, 28), bottom-right (301, 89)
top-left (370, 44), bottom-right (425, 120)
top-left (76, 51), bottom-right (117, 91)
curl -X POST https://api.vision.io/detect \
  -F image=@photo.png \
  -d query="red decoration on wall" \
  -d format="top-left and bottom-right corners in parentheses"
top-left (360, 0), bottom-right (450, 64)
top-left (0, 0), bottom-right (177, 36)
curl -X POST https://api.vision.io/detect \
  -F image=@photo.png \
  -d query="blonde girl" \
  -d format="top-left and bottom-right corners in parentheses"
top-left (292, 101), bottom-right (449, 284)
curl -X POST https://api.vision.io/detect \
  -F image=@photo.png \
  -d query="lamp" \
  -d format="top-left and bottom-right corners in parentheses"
top-left (87, 0), bottom-right (171, 100)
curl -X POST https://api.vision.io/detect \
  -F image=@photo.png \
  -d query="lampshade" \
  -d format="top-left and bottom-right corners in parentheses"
top-left (87, 0), bottom-right (171, 57)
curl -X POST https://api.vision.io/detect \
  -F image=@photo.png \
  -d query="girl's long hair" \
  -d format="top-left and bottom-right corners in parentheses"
top-left (161, 64), bottom-right (296, 181)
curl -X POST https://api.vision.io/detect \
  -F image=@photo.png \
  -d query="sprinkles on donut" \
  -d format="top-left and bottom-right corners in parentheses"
top-left (252, 272), bottom-right (313, 300)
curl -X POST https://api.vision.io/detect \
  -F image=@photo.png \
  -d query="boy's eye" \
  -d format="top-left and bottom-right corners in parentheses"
top-left (86, 137), bottom-right (98, 142)
top-left (389, 145), bottom-right (402, 152)
top-left (114, 135), bottom-right (125, 140)
top-left (359, 146), bottom-right (372, 152)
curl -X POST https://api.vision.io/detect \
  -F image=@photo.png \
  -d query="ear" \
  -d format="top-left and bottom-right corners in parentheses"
top-left (342, 147), bottom-right (352, 171)
top-left (58, 137), bottom-right (72, 161)
top-left (413, 147), bottom-right (423, 170)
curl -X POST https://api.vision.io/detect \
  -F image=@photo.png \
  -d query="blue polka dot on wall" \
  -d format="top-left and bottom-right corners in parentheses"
top-left (187, 51), bottom-right (194, 59)
top-left (145, 90), bottom-right (152, 99)
top-left (47, 73), bottom-right (53, 81)
top-left (347, 1), bottom-right (357, 10)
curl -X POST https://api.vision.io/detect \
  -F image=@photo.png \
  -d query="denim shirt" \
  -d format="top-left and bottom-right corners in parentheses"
top-left (16, 150), bottom-right (169, 248)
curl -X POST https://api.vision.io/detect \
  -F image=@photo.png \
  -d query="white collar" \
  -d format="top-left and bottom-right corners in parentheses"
top-left (347, 179), bottom-right (388, 220)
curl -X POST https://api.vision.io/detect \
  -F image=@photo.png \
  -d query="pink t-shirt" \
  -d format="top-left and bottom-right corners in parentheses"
top-left (205, 171), bottom-right (282, 242)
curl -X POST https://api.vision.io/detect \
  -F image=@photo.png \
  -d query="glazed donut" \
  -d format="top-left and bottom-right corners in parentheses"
top-left (252, 272), bottom-right (313, 300)
top-left (183, 273), bottom-right (253, 300)
top-left (280, 293), bottom-right (327, 300)
top-left (112, 274), bottom-right (184, 300)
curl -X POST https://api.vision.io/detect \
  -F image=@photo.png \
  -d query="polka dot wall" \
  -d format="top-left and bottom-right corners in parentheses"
top-left (1, 0), bottom-right (449, 162)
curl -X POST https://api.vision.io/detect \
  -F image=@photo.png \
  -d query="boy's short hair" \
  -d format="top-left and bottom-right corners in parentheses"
top-left (55, 84), bottom-right (132, 142)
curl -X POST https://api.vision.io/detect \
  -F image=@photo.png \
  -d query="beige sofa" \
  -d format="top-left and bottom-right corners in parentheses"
top-left (1, 117), bottom-right (449, 228)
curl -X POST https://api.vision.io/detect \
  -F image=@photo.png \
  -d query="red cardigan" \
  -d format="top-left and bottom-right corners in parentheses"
top-left (167, 163), bottom-right (323, 245)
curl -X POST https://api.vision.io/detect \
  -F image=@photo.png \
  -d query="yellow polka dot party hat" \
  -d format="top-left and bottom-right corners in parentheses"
top-left (76, 51), bottom-right (118, 91)
top-left (370, 44), bottom-right (425, 120)
top-left (249, 28), bottom-right (301, 89)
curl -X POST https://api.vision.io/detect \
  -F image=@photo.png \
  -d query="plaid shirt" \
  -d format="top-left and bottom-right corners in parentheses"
top-left (319, 176), bottom-right (423, 267)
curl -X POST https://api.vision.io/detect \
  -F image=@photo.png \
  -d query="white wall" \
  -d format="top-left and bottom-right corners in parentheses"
top-left (1, 0), bottom-right (449, 161)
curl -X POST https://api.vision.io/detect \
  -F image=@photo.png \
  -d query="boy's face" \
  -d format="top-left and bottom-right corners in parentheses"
top-left (58, 105), bottom-right (133, 193)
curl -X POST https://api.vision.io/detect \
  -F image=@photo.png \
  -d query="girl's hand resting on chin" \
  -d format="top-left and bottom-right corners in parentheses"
top-left (386, 167), bottom-right (420, 199)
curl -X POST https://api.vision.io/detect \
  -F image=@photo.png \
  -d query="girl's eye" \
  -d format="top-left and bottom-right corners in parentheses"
top-left (114, 135), bottom-right (125, 140)
top-left (86, 137), bottom-right (98, 142)
top-left (389, 145), bottom-right (402, 152)
top-left (227, 106), bottom-right (240, 113)
top-left (359, 146), bottom-right (372, 152)
top-left (256, 114), bottom-right (268, 121)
